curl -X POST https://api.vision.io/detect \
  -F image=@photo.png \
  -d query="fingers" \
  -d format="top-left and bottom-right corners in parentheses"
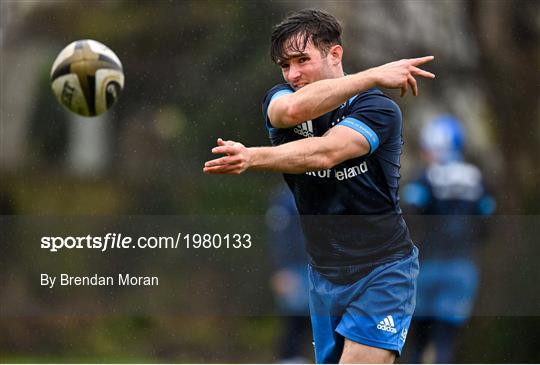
top-left (204, 154), bottom-right (244, 173)
top-left (402, 57), bottom-right (434, 97)
top-left (408, 74), bottom-right (418, 96)
top-left (203, 163), bottom-right (243, 174)
top-left (205, 150), bottom-right (246, 167)
top-left (400, 81), bottom-right (408, 97)
top-left (205, 138), bottom-right (248, 174)
top-left (211, 145), bottom-right (239, 155)
top-left (205, 142), bottom-right (244, 170)
top-left (205, 155), bottom-right (234, 167)
top-left (410, 66), bottom-right (435, 79)
top-left (409, 55), bottom-right (434, 66)
top-left (217, 138), bottom-right (236, 146)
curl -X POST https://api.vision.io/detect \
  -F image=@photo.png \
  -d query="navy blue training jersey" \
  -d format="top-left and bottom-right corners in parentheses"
top-left (402, 160), bottom-right (496, 259)
top-left (262, 83), bottom-right (414, 284)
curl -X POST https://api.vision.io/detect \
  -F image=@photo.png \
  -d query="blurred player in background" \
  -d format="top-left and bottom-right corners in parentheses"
top-left (266, 185), bottom-right (310, 363)
top-left (402, 115), bottom-right (496, 363)
top-left (205, 9), bottom-right (435, 363)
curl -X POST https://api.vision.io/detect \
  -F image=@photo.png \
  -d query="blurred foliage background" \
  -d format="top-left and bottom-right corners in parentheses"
top-left (1, 0), bottom-right (539, 363)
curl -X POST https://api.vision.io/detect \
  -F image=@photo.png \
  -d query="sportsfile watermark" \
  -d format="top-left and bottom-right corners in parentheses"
top-left (1, 215), bottom-right (539, 316)
top-left (40, 232), bottom-right (253, 252)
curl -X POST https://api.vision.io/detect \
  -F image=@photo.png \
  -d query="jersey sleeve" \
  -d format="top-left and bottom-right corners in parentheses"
top-left (402, 176), bottom-right (432, 214)
top-left (477, 179), bottom-right (496, 215)
top-left (337, 91), bottom-right (402, 154)
top-left (261, 84), bottom-right (294, 132)
top-left (261, 84), bottom-right (295, 146)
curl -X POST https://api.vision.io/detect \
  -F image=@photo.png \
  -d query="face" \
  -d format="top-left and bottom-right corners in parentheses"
top-left (278, 38), bottom-right (340, 90)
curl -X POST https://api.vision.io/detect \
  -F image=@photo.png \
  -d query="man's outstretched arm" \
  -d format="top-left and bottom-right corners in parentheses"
top-left (268, 56), bottom-right (435, 128)
top-left (203, 126), bottom-right (370, 175)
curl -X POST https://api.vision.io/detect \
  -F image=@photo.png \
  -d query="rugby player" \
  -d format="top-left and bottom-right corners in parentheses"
top-left (204, 9), bottom-right (435, 363)
top-left (402, 115), bottom-right (495, 363)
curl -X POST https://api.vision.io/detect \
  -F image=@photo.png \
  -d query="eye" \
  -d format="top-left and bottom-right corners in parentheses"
top-left (280, 63), bottom-right (289, 69)
top-left (299, 57), bottom-right (309, 63)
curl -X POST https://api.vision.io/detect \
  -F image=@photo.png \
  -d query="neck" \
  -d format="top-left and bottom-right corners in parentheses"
top-left (333, 65), bottom-right (345, 78)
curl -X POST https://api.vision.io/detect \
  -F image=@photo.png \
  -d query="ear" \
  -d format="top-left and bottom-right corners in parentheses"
top-left (329, 45), bottom-right (343, 65)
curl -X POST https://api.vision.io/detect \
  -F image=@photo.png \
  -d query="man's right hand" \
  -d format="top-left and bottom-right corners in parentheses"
top-left (204, 138), bottom-right (252, 175)
top-left (368, 56), bottom-right (435, 97)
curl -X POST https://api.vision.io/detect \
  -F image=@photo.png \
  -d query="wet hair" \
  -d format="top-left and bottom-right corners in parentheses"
top-left (270, 9), bottom-right (342, 64)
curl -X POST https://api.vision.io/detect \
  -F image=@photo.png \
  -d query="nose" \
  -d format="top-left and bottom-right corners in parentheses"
top-left (287, 64), bottom-right (301, 81)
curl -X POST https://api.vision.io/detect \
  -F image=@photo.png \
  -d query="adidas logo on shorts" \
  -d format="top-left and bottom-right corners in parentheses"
top-left (377, 315), bottom-right (397, 333)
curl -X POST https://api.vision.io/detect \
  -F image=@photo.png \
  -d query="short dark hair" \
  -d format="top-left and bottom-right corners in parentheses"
top-left (270, 9), bottom-right (342, 64)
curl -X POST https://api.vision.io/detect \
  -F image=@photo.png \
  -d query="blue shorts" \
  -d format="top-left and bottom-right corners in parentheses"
top-left (415, 258), bottom-right (478, 325)
top-left (309, 246), bottom-right (419, 363)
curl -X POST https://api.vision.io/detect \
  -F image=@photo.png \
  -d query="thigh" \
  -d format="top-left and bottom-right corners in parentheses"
top-left (340, 338), bottom-right (395, 364)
